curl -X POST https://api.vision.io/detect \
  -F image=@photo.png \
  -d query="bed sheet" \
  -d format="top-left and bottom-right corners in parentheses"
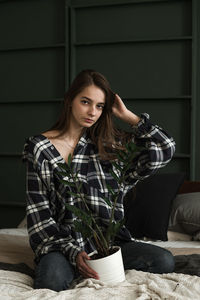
top-left (0, 228), bottom-right (34, 268)
top-left (1, 268), bottom-right (200, 300)
top-left (1, 228), bottom-right (200, 268)
top-left (1, 228), bottom-right (200, 299)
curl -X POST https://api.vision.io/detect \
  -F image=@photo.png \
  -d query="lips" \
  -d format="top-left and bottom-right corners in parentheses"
top-left (84, 118), bottom-right (94, 123)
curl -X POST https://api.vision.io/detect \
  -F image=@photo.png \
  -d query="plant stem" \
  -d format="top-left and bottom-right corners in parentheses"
top-left (105, 163), bottom-right (126, 245)
top-left (70, 168), bottom-right (110, 256)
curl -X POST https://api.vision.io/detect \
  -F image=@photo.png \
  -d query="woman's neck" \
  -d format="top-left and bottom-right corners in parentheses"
top-left (61, 125), bottom-right (84, 143)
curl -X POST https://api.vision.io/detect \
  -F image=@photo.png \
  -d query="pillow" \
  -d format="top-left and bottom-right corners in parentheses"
top-left (167, 230), bottom-right (192, 241)
top-left (124, 173), bottom-right (185, 241)
top-left (168, 192), bottom-right (200, 238)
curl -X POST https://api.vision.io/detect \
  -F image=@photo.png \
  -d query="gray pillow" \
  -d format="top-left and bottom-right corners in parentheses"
top-left (169, 192), bottom-right (200, 237)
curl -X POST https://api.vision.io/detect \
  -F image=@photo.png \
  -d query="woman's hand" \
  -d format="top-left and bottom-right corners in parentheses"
top-left (112, 94), bottom-right (141, 126)
top-left (76, 251), bottom-right (99, 280)
top-left (112, 94), bottom-right (128, 119)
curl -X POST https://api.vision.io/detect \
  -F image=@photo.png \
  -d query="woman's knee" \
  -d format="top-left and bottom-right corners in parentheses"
top-left (157, 249), bottom-right (175, 274)
top-left (119, 241), bottom-right (175, 274)
top-left (34, 252), bottom-right (75, 291)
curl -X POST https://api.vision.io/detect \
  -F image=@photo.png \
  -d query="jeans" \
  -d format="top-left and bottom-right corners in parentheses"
top-left (116, 240), bottom-right (174, 274)
top-left (34, 241), bottom-right (174, 291)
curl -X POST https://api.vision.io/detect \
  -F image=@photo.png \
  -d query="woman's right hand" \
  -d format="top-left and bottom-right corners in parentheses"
top-left (76, 251), bottom-right (99, 280)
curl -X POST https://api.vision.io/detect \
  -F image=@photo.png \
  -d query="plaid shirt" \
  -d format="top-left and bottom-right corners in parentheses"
top-left (23, 113), bottom-right (175, 265)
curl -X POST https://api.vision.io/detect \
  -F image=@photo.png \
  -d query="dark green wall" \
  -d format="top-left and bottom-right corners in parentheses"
top-left (0, 0), bottom-right (65, 227)
top-left (0, 0), bottom-right (199, 228)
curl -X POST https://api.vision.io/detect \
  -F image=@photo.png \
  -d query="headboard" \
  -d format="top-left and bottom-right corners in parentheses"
top-left (178, 181), bottom-right (200, 194)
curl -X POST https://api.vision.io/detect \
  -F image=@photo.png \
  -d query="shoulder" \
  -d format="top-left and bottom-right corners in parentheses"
top-left (41, 130), bottom-right (59, 139)
top-left (22, 134), bottom-right (49, 164)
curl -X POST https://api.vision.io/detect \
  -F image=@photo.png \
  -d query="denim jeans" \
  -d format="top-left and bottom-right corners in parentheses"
top-left (34, 241), bottom-right (174, 291)
top-left (116, 240), bottom-right (174, 274)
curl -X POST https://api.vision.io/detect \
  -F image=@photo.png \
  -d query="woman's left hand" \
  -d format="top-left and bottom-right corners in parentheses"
top-left (112, 94), bottom-right (128, 120)
top-left (112, 94), bottom-right (141, 126)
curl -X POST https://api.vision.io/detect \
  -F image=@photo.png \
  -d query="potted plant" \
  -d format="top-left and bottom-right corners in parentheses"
top-left (58, 141), bottom-right (140, 283)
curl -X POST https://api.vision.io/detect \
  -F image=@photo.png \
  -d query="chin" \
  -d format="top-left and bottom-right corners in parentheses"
top-left (82, 123), bottom-right (94, 128)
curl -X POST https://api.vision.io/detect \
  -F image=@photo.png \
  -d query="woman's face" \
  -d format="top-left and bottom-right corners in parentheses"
top-left (70, 84), bottom-right (106, 129)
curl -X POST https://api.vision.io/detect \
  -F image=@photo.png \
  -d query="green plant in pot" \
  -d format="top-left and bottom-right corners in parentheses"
top-left (58, 141), bottom-right (140, 283)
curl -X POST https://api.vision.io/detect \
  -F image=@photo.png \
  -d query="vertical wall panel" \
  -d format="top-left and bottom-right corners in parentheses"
top-left (119, 99), bottom-right (191, 154)
top-left (192, 0), bottom-right (200, 180)
top-left (0, 157), bottom-right (26, 228)
top-left (75, 0), bottom-right (191, 42)
top-left (0, 103), bottom-right (61, 153)
top-left (0, 0), bottom-right (65, 228)
top-left (71, 0), bottom-right (193, 180)
top-left (0, 0), bottom-right (199, 228)
top-left (0, 157), bottom-right (26, 205)
top-left (0, 49), bottom-right (65, 101)
top-left (0, 0), bottom-right (65, 48)
top-left (75, 42), bottom-right (191, 97)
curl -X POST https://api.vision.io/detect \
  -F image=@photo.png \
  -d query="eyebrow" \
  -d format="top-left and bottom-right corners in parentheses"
top-left (81, 96), bottom-right (105, 105)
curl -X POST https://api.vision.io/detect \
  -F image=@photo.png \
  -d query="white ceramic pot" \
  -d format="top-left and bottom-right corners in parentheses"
top-left (86, 246), bottom-right (125, 284)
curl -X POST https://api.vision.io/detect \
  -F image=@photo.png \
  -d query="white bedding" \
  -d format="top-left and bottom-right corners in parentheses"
top-left (145, 239), bottom-right (200, 249)
top-left (1, 227), bottom-right (200, 269)
top-left (1, 228), bottom-right (200, 299)
top-left (1, 268), bottom-right (200, 300)
top-left (0, 228), bottom-right (28, 236)
top-left (1, 228), bottom-right (200, 250)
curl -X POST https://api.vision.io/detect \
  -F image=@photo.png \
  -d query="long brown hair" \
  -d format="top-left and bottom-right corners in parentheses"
top-left (49, 69), bottom-right (129, 159)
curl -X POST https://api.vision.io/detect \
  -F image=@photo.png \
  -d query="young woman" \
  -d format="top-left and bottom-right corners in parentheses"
top-left (23, 69), bottom-right (176, 291)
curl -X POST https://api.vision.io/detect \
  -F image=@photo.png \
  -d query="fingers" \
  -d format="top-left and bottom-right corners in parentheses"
top-left (114, 94), bottom-right (126, 109)
top-left (115, 93), bottom-right (122, 102)
top-left (76, 251), bottom-right (99, 280)
top-left (112, 93), bottom-right (128, 119)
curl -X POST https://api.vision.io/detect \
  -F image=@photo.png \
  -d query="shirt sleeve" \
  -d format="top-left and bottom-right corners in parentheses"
top-left (123, 113), bottom-right (176, 183)
top-left (24, 142), bottom-right (82, 265)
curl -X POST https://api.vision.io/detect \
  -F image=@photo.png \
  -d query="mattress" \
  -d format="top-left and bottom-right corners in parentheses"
top-left (0, 228), bottom-right (200, 269)
top-left (0, 228), bottom-right (34, 268)
top-left (0, 228), bottom-right (200, 299)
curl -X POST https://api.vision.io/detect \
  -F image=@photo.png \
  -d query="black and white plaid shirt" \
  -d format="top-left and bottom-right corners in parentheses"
top-left (23, 113), bottom-right (175, 265)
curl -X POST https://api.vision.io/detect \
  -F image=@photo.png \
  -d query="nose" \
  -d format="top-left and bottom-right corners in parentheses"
top-left (88, 105), bottom-right (96, 116)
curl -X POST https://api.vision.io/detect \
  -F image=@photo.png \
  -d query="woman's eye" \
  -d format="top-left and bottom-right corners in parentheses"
top-left (81, 100), bottom-right (89, 104)
top-left (97, 105), bottom-right (104, 110)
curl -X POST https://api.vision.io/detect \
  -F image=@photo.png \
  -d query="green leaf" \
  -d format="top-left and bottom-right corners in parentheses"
top-left (110, 169), bottom-right (120, 183)
top-left (60, 179), bottom-right (75, 187)
top-left (74, 220), bottom-right (92, 238)
top-left (125, 142), bottom-right (131, 152)
top-left (130, 143), bottom-right (137, 152)
top-left (57, 162), bottom-right (65, 169)
top-left (116, 150), bottom-right (127, 162)
top-left (122, 163), bottom-right (131, 173)
top-left (106, 219), bottom-right (125, 241)
top-left (65, 203), bottom-right (92, 226)
top-left (74, 172), bottom-right (80, 181)
top-left (112, 161), bottom-right (123, 172)
top-left (59, 171), bottom-right (66, 176)
top-left (68, 153), bottom-right (72, 166)
top-left (102, 196), bottom-right (112, 207)
top-left (113, 218), bottom-right (125, 234)
top-left (106, 184), bottom-right (115, 196)
top-left (125, 141), bottom-right (135, 152)
top-left (67, 191), bottom-right (79, 198)
top-left (77, 182), bottom-right (83, 192)
top-left (57, 163), bottom-right (70, 172)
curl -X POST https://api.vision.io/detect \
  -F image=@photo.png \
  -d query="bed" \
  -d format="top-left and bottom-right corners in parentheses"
top-left (0, 174), bottom-right (200, 299)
